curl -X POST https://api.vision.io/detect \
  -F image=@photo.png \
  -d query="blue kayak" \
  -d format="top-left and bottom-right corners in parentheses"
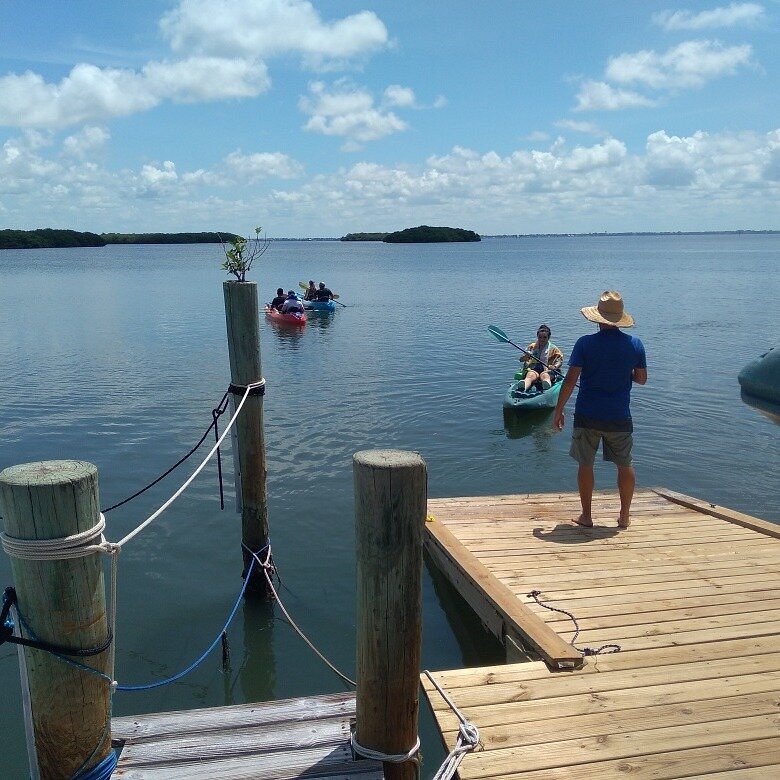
top-left (303, 299), bottom-right (336, 312)
top-left (503, 377), bottom-right (563, 410)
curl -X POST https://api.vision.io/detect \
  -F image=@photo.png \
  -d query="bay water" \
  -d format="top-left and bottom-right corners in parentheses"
top-left (0, 235), bottom-right (778, 776)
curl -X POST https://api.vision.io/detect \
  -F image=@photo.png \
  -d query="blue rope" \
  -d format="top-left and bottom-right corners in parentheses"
top-left (73, 750), bottom-right (118, 780)
top-left (117, 553), bottom-right (259, 691)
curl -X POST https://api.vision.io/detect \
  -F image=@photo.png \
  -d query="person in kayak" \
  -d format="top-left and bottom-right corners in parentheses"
top-left (303, 280), bottom-right (317, 301)
top-left (552, 291), bottom-right (647, 530)
top-left (519, 325), bottom-right (564, 392)
top-left (270, 288), bottom-right (286, 310)
top-left (281, 290), bottom-right (304, 314)
top-left (315, 282), bottom-right (333, 302)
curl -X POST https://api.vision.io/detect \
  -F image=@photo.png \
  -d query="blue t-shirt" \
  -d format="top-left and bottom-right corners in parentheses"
top-left (569, 329), bottom-right (646, 422)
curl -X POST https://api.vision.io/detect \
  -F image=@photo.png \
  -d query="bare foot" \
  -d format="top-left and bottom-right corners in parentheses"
top-left (573, 514), bottom-right (593, 528)
top-left (617, 515), bottom-right (630, 529)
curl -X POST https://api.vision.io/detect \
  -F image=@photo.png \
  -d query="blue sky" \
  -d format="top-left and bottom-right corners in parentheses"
top-left (1, 1), bottom-right (778, 236)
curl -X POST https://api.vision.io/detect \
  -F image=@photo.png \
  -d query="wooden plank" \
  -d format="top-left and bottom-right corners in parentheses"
top-left (429, 671), bottom-right (780, 729)
top-left (113, 693), bottom-right (384, 779)
top-left (684, 768), bottom-right (780, 779)
top-left (425, 517), bottom-right (583, 668)
top-left (512, 579), bottom-right (779, 610)
top-left (511, 572), bottom-right (779, 601)
top-left (423, 652), bottom-right (780, 709)
top-left (522, 590), bottom-right (780, 623)
top-left (489, 550), bottom-right (780, 578)
top-left (542, 599), bottom-right (780, 632)
top-left (501, 559), bottom-right (780, 585)
top-left (113, 693), bottom-right (356, 742)
top-left (438, 690), bottom-right (780, 751)
top-left (425, 636), bottom-right (780, 689)
top-left (114, 744), bottom-right (382, 779)
top-left (456, 714), bottom-right (780, 777)
top-left (654, 487), bottom-right (780, 539)
top-left (462, 738), bottom-right (780, 780)
top-left (572, 608), bottom-right (780, 643)
top-left (471, 536), bottom-right (774, 561)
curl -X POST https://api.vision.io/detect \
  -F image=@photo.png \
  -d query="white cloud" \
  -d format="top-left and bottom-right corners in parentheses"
top-left (653, 3), bottom-right (765, 31)
top-left (0, 0), bottom-right (388, 130)
top-left (0, 66), bottom-right (157, 128)
top-left (2, 127), bottom-right (778, 233)
top-left (0, 57), bottom-right (271, 129)
top-left (574, 81), bottom-right (657, 111)
top-left (299, 81), bottom-right (408, 149)
top-left (226, 151), bottom-right (304, 178)
top-left (383, 85), bottom-right (416, 108)
top-left (606, 39), bottom-right (754, 90)
top-left (143, 57), bottom-right (270, 101)
top-left (160, 0), bottom-right (388, 67)
top-left (140, 161), bottom-right (178, 188)
top-left (62, 126), bottom-right (110, 158)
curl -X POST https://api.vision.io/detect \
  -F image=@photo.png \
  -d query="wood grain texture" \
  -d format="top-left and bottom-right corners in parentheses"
top-left (223, 281), bottom-right (268, 591)
top-left (113, 692), bottom-right (383, 779)
top-left (354, 450), bottom-right (426, 780)
top-left (422, 488), bottom-right (780, 779)
top-left (0, 460), bottom-right (111, 778)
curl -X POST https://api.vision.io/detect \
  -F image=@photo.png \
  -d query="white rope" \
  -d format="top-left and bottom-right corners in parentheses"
top-left (350, 733), bottom-right (421, 764)
top-left (423, 669), bottom-right (481, 780)
top-left (1, 379), bottom-right (262, 696)
top-left (0, 514), bottom-right (110, 560)
top-left (116, 381), bottom-right (259, 547)
top-left (245, 544), bottom-right (357, 687)
top-left (11, 604), bottom-right (40, 780)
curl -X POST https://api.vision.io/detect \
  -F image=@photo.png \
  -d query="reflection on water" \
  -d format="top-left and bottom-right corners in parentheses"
top-left (305, 310), bottom-right (337, 331)
top-left (741, 390), bottom-right (780, 425)
top-left (502, 407), bottom-right (556, 453)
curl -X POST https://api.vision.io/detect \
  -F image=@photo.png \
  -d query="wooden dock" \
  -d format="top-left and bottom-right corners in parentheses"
top-left (112, 692), bottom-right (383, 778)
top-left (422, 488), bottom-right (780, 779)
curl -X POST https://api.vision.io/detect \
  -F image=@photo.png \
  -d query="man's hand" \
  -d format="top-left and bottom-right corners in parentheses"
top-left (553, 409), bottom-right (565, 430)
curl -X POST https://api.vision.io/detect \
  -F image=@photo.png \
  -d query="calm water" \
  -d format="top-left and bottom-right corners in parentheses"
top-left (1, 236), bottom-right (778, 776)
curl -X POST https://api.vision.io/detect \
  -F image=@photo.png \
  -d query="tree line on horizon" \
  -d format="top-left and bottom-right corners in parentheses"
top-left (0, 229), bottom-right (239, 250)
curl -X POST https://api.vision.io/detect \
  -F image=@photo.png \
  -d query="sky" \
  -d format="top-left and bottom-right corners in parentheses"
top-left (1, 0), bottom-right (778, 237)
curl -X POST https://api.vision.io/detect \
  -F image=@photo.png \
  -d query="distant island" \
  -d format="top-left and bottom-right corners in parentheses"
top-left (342, 225), bottom-right (481, 243)
top-left (0, 229), bottom-right (239, 250)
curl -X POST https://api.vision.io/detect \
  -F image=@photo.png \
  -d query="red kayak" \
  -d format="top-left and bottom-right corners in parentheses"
top-left (264, 305), bottom-right (306, 327)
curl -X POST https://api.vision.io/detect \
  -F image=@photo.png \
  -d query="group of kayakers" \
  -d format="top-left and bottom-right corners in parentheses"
top-left (268, 281), bottom-right (335, 314)
top-left (302, 280), bottom-right (334, 302)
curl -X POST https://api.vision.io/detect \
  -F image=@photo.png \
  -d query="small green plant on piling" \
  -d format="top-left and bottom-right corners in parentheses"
top-left (219, 226), bottom-right (269, 281)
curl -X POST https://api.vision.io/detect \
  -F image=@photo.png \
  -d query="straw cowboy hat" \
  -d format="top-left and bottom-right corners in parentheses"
top-left (581, 290), bottom-right (635, 327)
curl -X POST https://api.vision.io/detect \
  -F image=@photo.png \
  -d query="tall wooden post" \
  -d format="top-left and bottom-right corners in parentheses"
top-left (354, 449), bottom-right (427, 780)
top-left (223, 280), bottom-right (269, 594)
top-left (0, 460), bottom-right (111, 779)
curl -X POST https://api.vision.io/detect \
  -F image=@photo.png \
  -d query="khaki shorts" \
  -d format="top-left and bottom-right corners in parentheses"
top-left (570, 427), bottom-right (633, 467)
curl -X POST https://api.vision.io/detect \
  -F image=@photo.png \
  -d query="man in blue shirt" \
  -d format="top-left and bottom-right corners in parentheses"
top-left (553, 291), bottom-right (647, 529)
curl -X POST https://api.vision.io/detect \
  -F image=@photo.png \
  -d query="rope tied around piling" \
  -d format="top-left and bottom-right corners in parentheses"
top-left (0, 512), bottom-right (115, 561)
top-left (422, 669), bottom-right (481, 780)
top-left (243, 542), bottom-right (357, 688)
top-left (527, 590), bottom-right (621, 656)
top-left (350, 733), bottom-right (421, 775)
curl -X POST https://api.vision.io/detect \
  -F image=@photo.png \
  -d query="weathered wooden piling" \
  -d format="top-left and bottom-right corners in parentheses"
top-left (223, 280), bottom-right (269, 594)
top-left (354, 449), bottom-right (427, 780)
top-left (0, 460), bottom-right (111, 779)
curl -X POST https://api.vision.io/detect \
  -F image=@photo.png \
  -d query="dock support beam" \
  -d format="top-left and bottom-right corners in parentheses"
top-left (0, 460), bottom-right (111, 779)
top-left (223, 280), bottom-right (269, 594)
top-left (354, 449), bottom-right (427, 780)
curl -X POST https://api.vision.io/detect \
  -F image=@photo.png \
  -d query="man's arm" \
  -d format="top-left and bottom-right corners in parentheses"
top-left (633, 368), bottom-right (647, 385)
top-left (553, 366), bottom-right (581, 431)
